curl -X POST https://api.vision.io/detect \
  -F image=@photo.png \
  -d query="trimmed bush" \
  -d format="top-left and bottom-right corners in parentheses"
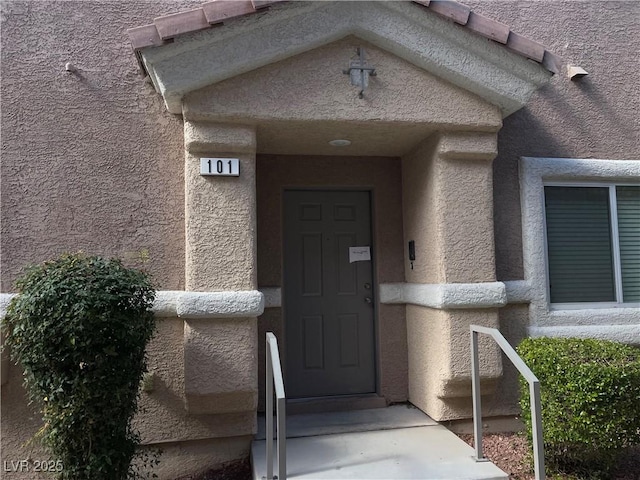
top-left (2, 253), bottom-right (157, 479)
top-left (517, 337), bottom-right (640, 478)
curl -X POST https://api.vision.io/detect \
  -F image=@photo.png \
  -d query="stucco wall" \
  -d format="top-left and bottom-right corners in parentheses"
top-left (401, 136), bottom-right (442, 284)
top-left (462, 0), bottom-right (640, 280)
top-left (2, 0), bottom-right (639, 476)
top-left (0, 0), bottom-right (200, 292)
top-left (402, 132), bottom-right (499, 284)
top-left (0, 317), bottom-right (253, 479)
top-left (1, 339), bottom-right (50, 480)
top-left (400, 132), bottom-right (504, 421)
top-left (184, 35), bottom-right (501, 130)
top-left (256, 154), bottom-right (408, 406)
top-left (0, 2), bottom-right (247, 477)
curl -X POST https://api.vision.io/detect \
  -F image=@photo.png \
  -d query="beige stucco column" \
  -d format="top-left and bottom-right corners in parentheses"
top-left (184, 122), bottom-right (257, 291)
top-left (182, 121), bottom-right (259, 417)
top-left (401, 132), bottom-right (503, 421)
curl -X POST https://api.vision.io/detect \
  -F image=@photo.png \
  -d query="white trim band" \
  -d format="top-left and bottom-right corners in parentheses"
top-left (503, 280), bottom-right (533, 304)
top-left (0, 293), bottom-right (16, 318)
top-left (379, 282), bottom-right (507, 309)
top-left (169, 291), bottom-right (264, 318)
top-left (0, 291), bottom-right (265, 319)
top-left (153, 290), bottom-right (182, 317)
top-left (529, 325), bottom-right (640, 345)
top-left (260, 288), bottom-right (282, 309)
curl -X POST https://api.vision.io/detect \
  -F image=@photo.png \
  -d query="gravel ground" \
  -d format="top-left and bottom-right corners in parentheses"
top-left (174, 458), bottom-right (251, 480)
top-left (458, 433), bottom-right (535, 480)
top-left (458, 433), bottom-right (640, 480)
top-left (177, 435), bottom-right (640, 480)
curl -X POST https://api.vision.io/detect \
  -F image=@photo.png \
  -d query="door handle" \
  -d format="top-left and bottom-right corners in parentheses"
top-left (364, 297), bottom-right (372, 304)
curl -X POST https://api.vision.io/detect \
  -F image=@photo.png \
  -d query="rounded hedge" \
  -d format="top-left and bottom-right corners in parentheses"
top-left (517, 337), bottom-right (640, 477)
top-left (2, 253), bottom-right (157, 480)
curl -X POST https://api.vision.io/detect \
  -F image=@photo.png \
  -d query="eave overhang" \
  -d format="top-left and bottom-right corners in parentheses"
top-left (130, 1), bottom-right (556, 117)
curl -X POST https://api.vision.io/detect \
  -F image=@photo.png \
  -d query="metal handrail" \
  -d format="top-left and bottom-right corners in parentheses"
top-left (470, 325), bottom-right (545, 480)
top-left (266, 332), bottom-right (286, 480)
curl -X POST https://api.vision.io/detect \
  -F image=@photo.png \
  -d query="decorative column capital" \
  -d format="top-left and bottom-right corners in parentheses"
top-left (184, 121), bottom-right (256, 154)
top-left (436, 132), bottom-right (498, 162)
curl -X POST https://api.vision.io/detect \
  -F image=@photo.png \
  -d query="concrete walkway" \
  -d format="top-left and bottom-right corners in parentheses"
top-left (251, 404), bottom-right (507, 479)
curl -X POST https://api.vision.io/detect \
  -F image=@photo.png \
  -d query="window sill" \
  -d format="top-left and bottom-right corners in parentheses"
top-left (550, 302), bottom-right (640, 311)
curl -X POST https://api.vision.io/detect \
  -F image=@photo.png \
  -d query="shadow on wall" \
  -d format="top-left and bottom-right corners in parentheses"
top-left (135, 373), bottom-right (187, 444)
top-left (492, 89), bottom-right (572, 282)
top-left (484, 304), bottom-right (531, 418)
top-left (569, 77), bottom-right (639, 143)
top-left (492, 71), bottom-right (635, 282)
top-left (505, 73), bottom-right (638, 160)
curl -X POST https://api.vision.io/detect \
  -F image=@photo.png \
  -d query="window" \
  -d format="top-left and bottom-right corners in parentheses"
top-left (521, 157), bottom-right (640, 334)
top-left (544, 184), bottom-right (640, 306)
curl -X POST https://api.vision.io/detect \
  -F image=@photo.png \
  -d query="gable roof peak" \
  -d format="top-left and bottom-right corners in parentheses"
top-left (127, 0), bottom-right (562, 75)
top-left (130, 1), bottom-right (556, 116)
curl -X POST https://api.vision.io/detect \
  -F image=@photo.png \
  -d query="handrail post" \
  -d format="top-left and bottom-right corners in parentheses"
top-left (470, 329), bottom-right (485, 461)
top-left (265, 332), bottom-right (286, 480)
top-left (469, 325), bottom-right (545, 480)
top-left (530, 380), bottom-right (545, 479)
top-left (277, 396), bottom-right (286, 480)
top-left (266, 336), bottom-right (274, 480)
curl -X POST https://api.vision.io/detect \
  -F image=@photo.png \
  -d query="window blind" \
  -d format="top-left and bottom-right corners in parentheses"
top-left (544, 186), bottom-right (615, 303)
top-left (617, 186), bottom-right (640, 302)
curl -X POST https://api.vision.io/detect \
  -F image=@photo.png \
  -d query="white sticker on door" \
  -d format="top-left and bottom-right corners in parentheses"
top-left (349, 246), bottom-right (371, 263)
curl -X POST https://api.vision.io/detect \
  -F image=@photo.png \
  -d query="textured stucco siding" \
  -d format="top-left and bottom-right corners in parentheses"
top-left (468, 0), bottom-right (640, 280)
top-left (181, 121), bottom-right (259, 295)
top-left (2, 0), bottom-right (639, 477)
top-left (0, 0), bottom-right (200, 292)
top-left (4, 2), bottom-right (636, 285)
top-left (184, 36), bottom-right (502, 128)
top-left (1, 317), bottom-right (255, 480)
top-left (1, 2), bottom-right (231, 478)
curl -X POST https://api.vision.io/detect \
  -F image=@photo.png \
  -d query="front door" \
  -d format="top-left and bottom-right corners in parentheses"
top-left (283, 190), bottom-right (376, 398)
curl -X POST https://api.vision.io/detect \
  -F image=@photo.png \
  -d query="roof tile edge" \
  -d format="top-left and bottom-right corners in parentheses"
top-left (126, 0), bottom-right (561, 75)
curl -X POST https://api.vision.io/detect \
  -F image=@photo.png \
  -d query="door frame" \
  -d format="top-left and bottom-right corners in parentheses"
top-left (281, 186), bottom-right (381, 399)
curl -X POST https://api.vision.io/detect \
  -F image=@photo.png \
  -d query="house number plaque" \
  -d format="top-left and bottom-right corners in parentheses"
top-left (200, 158), bottom-right (240, 177)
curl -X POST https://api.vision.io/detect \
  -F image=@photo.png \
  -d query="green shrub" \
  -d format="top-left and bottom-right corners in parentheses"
top-left (2, 253), bottom-right (157, 479)
top-left (517, 337), bottom-right (640, 478)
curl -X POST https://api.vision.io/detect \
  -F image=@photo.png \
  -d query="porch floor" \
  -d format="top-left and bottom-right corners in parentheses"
top-left (251, 404), bottom-right (508, 479)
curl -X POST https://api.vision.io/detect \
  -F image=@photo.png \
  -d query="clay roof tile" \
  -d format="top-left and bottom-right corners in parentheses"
top-left (506, 31), bottom-right (546, 63)
top-left (127, 24), bottom-right (164, 50)
top-left (427, 0), bottom-right (470, 25)
top-left (466, 11), bottom-right (510, 44)
top-left (127, 0), bottom-right (561, 74)
top-left (154, 8), bottom-right (210, 40)
top-left (202, 0), bottom-right (256, 25)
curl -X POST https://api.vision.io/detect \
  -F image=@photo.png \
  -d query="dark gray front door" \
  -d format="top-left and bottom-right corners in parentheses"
top-left (283, 190), bottom-right (376, 398)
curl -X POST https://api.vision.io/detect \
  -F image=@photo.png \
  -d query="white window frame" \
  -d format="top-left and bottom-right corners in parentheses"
top-left (542, 181), bottom-right (640, 310)
top-left (519, 157), bottom-right (640, 338)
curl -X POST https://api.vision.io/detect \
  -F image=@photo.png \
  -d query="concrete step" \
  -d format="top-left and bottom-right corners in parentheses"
top-left (286, 394), bottom-right (388, 415)
top-left (255, 404), bottom-right (437, 440)
top-left (251, 406), bottom-right (508, 480)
